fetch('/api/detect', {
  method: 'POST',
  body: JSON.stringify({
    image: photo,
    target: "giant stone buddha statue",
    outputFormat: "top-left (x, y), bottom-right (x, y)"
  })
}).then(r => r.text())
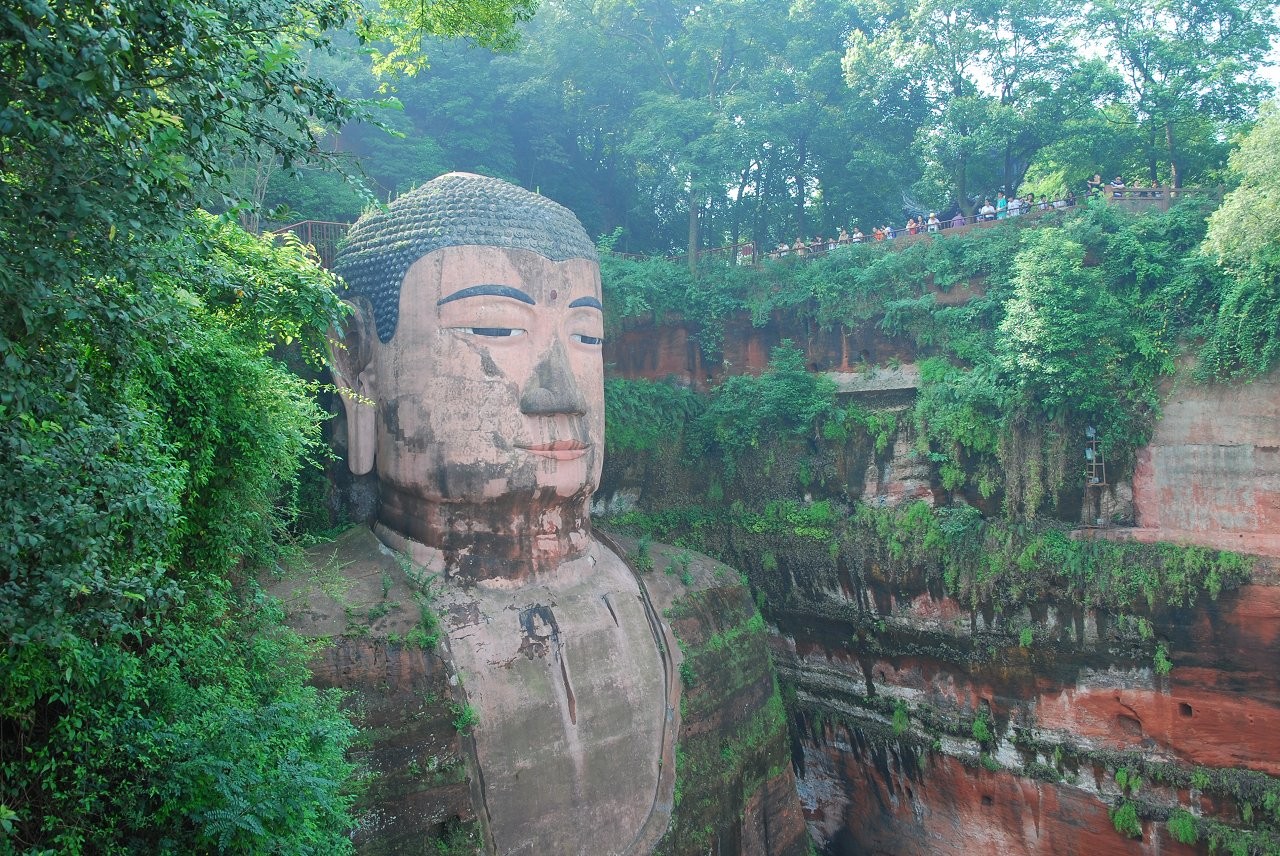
top-left (330, 173), bottom-right (672, 855)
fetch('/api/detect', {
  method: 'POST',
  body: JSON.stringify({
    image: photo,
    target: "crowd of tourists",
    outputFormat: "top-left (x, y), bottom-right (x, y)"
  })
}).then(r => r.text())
top-left (760, 189), bottom-right (1081, 262)
top-left (672, 171), bottom-right (1184, 266)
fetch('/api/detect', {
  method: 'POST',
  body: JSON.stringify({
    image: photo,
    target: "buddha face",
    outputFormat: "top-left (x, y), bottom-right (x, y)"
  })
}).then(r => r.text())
top-left (375, 244), bottom-right (604, 501)
top-left (335, 244), bottom-right (605, 572)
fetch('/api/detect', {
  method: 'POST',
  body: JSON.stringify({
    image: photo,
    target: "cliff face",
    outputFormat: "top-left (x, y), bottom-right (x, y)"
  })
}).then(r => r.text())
top-left (600, 317), bottom-right (1280, 855)
top-left (1124, 369), bottom-right (1280, 559)
top-left (778, 578), bottom-right (1280, 855)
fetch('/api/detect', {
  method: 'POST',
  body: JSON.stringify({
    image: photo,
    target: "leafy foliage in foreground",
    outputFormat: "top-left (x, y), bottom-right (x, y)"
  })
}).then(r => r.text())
top-left (0, 216), bottom-right (358, 853)
top-left (1, 0), bottom-right (377, 845)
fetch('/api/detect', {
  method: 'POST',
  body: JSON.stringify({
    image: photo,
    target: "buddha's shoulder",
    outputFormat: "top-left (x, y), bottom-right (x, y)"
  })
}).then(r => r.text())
top-left (266, 524), bottom-right (427, 639)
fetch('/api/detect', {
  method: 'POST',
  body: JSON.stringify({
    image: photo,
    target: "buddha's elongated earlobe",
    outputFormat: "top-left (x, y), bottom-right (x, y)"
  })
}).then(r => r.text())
top-left (329, 298), bottom-right (378, 476)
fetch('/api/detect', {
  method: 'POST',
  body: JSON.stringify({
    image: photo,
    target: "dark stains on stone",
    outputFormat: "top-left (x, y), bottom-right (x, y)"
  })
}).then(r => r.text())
top-left (448, 601), bottom-right (482, 628)
top-left (517, 604), bottom-right (558, 659)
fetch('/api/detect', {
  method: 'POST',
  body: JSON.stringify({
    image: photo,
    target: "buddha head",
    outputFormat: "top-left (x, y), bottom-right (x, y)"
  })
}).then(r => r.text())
top-left (331, 173), bottom-right (603, 581)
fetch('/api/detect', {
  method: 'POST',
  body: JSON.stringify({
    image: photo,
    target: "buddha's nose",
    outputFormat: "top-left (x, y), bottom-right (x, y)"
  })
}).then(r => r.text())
top-left (520, 339), bottom-right (587, 415)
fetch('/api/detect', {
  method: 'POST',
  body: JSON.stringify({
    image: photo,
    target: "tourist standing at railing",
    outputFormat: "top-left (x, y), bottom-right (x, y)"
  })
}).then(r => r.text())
top-left (884, 224), bottom-right (895, 240)
top-left (838, 227), bottom-right (850, 245)
top-left (1008, 195), bottom-right (1023, 217)
top-left (950, 211), bottom-right (965, 228)
top-left (1087, 173), bottom-right (1104, 196)
top-left (980, 199), bottom-right (996, 221)
top-left (1109, 175), bottom-right (1125, 198)
top-left (996, 191), bottom-right (1008, 220)
top-left (851, 226), bottom-right (865, 243)
top-left (793, 237), bottom-right (806, 256)
top-left (927, 212), bottom-right (940, 233)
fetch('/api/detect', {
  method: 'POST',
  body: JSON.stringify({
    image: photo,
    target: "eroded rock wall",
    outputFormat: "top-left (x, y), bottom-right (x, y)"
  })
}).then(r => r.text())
top-left (1124, 369), bottom-right (1280, 558)
top-left (602, 317), bottom-right (1280, 855)
top-left (775, 574), bottom-right (1280, 855)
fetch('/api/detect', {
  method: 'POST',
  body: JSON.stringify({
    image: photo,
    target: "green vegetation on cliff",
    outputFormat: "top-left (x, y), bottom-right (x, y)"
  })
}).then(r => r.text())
top-left (599, 194), bottom-right (1271, 673)
top-left (604, 186), bottom-right (1280, 519)
top-left (659, 585), bottom-right (791, 855)
top-left (599, 143), bottom-right (1280, 852)
top-left (610, 501), bottom-right (1250, 626)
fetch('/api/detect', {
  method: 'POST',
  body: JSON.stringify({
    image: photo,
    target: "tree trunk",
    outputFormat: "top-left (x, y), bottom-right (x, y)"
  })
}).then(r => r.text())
top-left (731, 164), bottom-right (750, 248)
top-left (1003, 145), bottom-right (1014, 200)
top-left (753, 154), bottom-right (768, 249)
top-left (687, 181), bottom-right (700, 274)
top-left (1165, 121), bottom-right (1181, 188)
top-left (794, 140), bottom-right (808, 239)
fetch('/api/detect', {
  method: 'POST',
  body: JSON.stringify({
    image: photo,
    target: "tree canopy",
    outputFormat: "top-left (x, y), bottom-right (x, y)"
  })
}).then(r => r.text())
top-left (265, 0), bottom-right (1278, 255)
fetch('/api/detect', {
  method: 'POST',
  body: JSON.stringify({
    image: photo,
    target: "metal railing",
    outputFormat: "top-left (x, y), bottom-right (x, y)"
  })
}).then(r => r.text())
top-left (632, 186), bottom-right (1217, 268)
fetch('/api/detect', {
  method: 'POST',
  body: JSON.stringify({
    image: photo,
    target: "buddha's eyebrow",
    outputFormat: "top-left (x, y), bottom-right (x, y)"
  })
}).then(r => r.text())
top-left (568, 296), bottom-right (603, 310)
top-left (437, 284), bottom-right (535, 306)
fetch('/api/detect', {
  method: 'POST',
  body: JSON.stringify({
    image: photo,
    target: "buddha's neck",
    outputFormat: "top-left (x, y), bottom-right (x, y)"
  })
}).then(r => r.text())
top-left (376, 487), bottom-right (592, 582)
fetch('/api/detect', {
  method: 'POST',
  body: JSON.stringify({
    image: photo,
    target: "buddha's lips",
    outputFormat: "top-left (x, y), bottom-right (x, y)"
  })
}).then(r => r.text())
top-left (518, 440), bottom-right (589, 460)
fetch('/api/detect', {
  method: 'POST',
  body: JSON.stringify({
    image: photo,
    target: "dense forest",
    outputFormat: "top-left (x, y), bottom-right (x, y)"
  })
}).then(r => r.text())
top-left (2, 0), bottom-right (1279, 850)
top-left (264, 0), bottom-right (1279, 255)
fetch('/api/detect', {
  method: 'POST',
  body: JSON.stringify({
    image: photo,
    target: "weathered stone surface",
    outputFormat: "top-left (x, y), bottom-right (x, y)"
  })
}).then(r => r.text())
top-left (1124, 367), bottom-right (1280, 558)
top-left (773, 572), bottom-right (1280, 853)
top-left (605, 316), bottom-right (925, 391)
top-left (862, 420), bottom-right (936, 509)
top-left (796, 722), bottom-right (1201, 856)
top-left (272, 527), bottom-right (476, 854)
top-left (434, 539), bottom-right (672, 856)
top-left (603, 533), bottom-right (811, 856)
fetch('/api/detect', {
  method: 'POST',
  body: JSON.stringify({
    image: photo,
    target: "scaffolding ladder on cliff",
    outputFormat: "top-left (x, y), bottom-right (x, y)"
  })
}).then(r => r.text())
top-left (1084, 426), bottom-right (1107, 527)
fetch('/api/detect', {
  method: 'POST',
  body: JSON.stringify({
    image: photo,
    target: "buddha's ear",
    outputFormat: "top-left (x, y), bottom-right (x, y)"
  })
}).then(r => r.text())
top-left (329, 298), bottom-right (378, 476)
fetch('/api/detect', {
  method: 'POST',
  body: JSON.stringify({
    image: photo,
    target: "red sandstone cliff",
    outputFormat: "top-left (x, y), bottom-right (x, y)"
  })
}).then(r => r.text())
top-left (602, 315), bottom-right (1280, 854)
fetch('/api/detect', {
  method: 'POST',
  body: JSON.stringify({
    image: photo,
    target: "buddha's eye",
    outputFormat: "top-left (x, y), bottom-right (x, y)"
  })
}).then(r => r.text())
top-left (571, 333), bottom-right (604, 346)
top-left (464, 327), bottom-right (526, 338)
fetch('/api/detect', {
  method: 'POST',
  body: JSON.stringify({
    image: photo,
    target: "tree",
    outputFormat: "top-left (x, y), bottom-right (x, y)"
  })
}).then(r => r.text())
top-left (0, 212), bottom-right (359, 852)
top-left (362, 0), bottom-right (537, 77)
top-left (844, 0), bottom-right (1081, 212)
top-left (1087, 0), bottom-right (1280, 187)
top-left (1199, 103), bottom-right (1280, 375)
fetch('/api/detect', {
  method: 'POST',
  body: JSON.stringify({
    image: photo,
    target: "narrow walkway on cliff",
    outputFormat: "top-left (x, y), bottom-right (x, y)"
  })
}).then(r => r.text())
top-left (273, 184), bottom-right (1217, 272)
